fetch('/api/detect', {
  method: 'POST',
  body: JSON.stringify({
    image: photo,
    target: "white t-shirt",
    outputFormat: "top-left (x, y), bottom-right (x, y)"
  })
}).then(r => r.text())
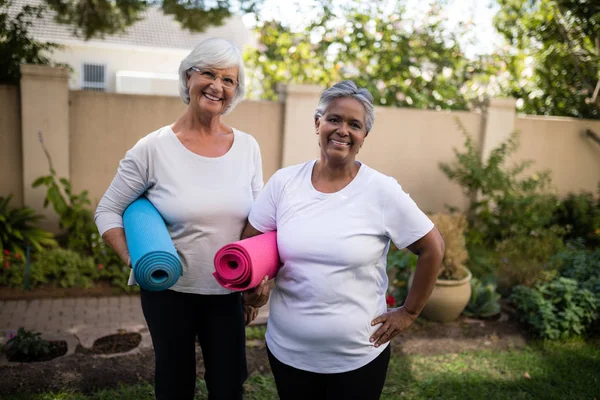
top-left (249, 160), bottom-right (433, 373)
top-left (94, 125), bottom-right (263, 295)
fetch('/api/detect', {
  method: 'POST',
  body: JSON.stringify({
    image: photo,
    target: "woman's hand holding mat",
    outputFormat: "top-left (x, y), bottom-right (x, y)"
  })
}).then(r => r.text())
top-left (213, 231), bottom-right (280, 291)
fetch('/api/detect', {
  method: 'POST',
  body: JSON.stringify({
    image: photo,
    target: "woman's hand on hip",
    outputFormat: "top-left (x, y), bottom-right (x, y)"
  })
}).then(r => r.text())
top-left (243, 276), bottom-right (270, 308)
top-left (370, 306), bottom-right (418, 347)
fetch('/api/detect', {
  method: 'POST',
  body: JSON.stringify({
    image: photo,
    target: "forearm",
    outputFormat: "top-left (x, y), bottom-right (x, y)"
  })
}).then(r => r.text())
top-left (101, 228), bottom-right (131, 266)
top-left (403, 248), bottom-right (443, 316)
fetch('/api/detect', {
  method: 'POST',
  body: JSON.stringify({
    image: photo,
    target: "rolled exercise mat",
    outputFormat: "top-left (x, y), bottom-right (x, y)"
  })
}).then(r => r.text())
top-left (213, 231), bottom-right (279, 291)
top-left (123, 197), bottom-right (182, 291)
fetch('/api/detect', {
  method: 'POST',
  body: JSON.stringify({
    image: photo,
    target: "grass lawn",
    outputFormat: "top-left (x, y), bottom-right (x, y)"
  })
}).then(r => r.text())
top-left (3, 339), bottom-right (598, 400)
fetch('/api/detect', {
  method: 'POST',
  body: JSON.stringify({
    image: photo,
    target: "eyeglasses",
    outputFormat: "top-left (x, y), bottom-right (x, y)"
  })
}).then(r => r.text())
top-left (189, 66), bottom-right (238, 89)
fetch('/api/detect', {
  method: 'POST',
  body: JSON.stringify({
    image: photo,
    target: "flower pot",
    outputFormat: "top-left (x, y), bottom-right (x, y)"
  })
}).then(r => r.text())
top-left (408, 265), bottom-right (472, 322)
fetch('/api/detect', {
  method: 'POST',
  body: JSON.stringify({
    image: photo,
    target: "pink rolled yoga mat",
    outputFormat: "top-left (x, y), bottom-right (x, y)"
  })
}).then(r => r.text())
top-left (213, 231), bottom-right (280, 291)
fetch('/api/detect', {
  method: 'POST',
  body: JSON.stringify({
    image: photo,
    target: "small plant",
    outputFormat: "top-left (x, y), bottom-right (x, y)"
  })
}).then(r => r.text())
top-left (0, 195), bottom-right (57, 257)
top-left (2, 327), bottom-right (49, 362)
top-left (429, 213), bottom-right (469, 280)
top-left (510, 277), bottom-right (598, 340)
top-left (32, 131), bottom-right (97, 254)
top-left (463, 277), bottom-right (501, 319)
top-left (0, 250), bottom-right (26, 287)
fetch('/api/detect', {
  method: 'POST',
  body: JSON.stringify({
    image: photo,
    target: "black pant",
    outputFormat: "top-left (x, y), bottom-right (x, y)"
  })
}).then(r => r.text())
top-left (141, 289), bottom-right (247, 400)
top-left (267, 344), bottom-right (390, 400)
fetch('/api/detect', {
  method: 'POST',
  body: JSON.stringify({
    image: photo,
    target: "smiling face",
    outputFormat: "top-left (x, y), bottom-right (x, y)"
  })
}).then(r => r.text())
top-left (186, 66), bottom-right (239, 116)
top-left (315, 97), bottom-right (368, 165)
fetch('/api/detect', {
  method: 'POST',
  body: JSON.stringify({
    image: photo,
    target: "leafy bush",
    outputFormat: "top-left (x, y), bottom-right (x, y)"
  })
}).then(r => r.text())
top-left (553, 242), bottom-right (600, 298)
top-left (0, 250), bottom-right (26, 287)
top-left (553, 191), bottom-right (600, 248)
top-left (386, 246), bottom-right (417, 305)
top-left (429, 213), bottom-right (469, 280)
top-left (510, 277), bottom-right (598, 339)
top-left (0, 195), bottom-right (57, 256)
top-left (32, 248), bottom-right (99, 288)
top-left (492, 228), bottom-right (564, 290)
top-left (463, 277), bottom-right (501, 319)
top-left (2, 328), bottom-right (49, 362)
top-left (439, 120), bottom-right (564, 286)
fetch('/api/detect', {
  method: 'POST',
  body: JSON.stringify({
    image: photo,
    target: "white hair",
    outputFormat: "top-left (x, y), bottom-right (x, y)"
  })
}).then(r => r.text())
top-left (314, 80), bottom-right (375, 133)
top-left (178, 37), bottom-right (246, 114)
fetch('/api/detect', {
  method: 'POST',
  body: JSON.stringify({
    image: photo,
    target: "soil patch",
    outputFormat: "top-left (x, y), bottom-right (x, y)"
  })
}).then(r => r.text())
top-left (0, 316), bottom-right (527, 396)
top-left (76, 332), bottom-right (142, 355)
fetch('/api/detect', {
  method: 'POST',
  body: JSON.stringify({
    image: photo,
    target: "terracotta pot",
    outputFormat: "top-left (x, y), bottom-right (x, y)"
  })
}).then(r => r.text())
top-left (408, 265), bottom-right (472, 322)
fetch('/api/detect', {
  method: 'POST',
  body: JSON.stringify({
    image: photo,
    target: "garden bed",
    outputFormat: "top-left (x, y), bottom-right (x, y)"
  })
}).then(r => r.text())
top-left (0, 282), bottom-right (137, 301)
top-left (0, 316), bottom-right (526, 395)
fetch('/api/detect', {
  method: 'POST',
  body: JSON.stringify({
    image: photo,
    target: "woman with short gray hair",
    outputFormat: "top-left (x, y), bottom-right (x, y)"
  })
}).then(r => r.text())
top-left (95, 37), bottom-right (269, 400)
top-left (242, 80), bottom-right (445, 399)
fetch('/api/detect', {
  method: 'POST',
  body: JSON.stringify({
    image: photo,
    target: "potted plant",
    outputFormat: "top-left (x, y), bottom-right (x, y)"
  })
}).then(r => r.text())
top-left (409, 213), bottom-right (472, 322)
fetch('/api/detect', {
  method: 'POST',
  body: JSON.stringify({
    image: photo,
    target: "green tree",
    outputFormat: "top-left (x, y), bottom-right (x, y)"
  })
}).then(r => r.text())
top-left (0, 0), bottom-right (60, 84)
top-left (43, 0), bottom-right (262, 40)
top-left (244, 1), bottom-right (497, 110)
top-left (494, 0), bottom-right (600, 119)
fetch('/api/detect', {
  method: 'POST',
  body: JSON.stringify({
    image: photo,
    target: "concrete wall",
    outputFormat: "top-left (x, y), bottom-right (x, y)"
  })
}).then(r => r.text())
top-left (69, 92), bottom-right (283, 206)
top-left (514, 115), bottom-right (600, 196)
top-left (0, 85), bottom-right (22, 206)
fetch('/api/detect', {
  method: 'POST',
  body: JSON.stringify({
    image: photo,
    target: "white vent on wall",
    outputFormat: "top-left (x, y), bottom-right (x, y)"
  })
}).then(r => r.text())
top-left (81, 63), bottom-right (106, 91)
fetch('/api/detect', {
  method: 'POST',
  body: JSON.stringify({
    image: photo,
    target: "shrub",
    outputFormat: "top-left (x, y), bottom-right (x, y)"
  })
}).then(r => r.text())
top-left (429, 213), bottom-right (469, 280)
top-left (0, 195), bottom-right (57, 257)
top-left (492, 227), bottom-right (564, 290)
top-left (463, 277), bottom-right (501, 319)
top-left (0, 250), bottom-right (26, 287)
top-left (553, 191), bottom-right (600, 248)
top-left (33, 248), bottom-right (99, 288)
top-left (510, 277), bottom-right (598, 339)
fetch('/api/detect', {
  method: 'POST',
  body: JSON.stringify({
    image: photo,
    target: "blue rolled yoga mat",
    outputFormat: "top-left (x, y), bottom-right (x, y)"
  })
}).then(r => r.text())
top-left (123, 197), bottom-right (182, 291)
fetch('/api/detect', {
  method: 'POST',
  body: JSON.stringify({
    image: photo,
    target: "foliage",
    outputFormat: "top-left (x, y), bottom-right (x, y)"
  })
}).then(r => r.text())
top-left (511, 277), bottom-right (598, 339)
top-left (0, 195), bottom-right (57, 257)
top-left (553, 190), bottom-right (600, 248)
top-left (32, 248), bottom-right (99, 288)
top-left (492, 228), bottom-right (564, 290)
top-left (553, 242), bottom-right (600, 295)
top-left (41, 0), bottom-right (262, 40)
top-left (245, 325), bottom-right (266, 341)
top-left (2, 327), bottom-right (49, 361)
top-left (0, 0), bottom-right (61, 84)
top-left (440, 120), bottom-right (564, 282)
top-left (0, 249), bottom-right (26, 287)
top-left (244, 1), bottom-right (496, 110)
top-left (428, 213), bottom-right (469, 280)
top-left (463, 277), bottom-right (501, 319)
top-left (32, 134), bottom-right (99, 255)
top-left (386, 246), bottom-right (417, 305)
top-left (494, 0), bottom-right (600, 119)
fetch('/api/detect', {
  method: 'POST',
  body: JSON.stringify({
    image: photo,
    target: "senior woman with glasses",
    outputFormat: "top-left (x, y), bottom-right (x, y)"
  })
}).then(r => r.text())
top-left (242, 80), bottom-right (445, 400)
top-left (94, 38), bottom-right (269, 400)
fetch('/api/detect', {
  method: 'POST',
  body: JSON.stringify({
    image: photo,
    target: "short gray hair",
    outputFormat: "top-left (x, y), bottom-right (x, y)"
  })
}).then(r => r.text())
top-left (178, 37), bottom-right (246, 114)
top-left (314, 80), bottom-right (375, 133)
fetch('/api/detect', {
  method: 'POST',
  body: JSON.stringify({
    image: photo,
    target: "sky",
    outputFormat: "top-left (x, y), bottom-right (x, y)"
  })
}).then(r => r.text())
top-left (243, 0), bottom-right (502, 57)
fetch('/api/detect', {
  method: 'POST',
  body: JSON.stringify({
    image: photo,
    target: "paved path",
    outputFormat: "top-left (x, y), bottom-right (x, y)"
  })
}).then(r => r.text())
top-left (0, 295), bottom-right (269, 362)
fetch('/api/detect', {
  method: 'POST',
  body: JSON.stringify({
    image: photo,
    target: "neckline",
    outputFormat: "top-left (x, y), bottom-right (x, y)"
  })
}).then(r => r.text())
top-left (168, 126), bottom-right (237, 162)
top-left (307, 159), bottom-right (365, 196)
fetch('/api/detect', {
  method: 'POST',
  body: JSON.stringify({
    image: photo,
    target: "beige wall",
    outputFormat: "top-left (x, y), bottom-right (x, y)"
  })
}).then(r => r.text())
top-left (20, 65), bottom-right (70, 231)
top-left (69, 92), bottom-right (283, 206)
top-left (361, 108), bottom-right (479, 213)
top-left (0, 85), bottom-right (22, 206)
top-left (514, 115), bottom-right (600, 196)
